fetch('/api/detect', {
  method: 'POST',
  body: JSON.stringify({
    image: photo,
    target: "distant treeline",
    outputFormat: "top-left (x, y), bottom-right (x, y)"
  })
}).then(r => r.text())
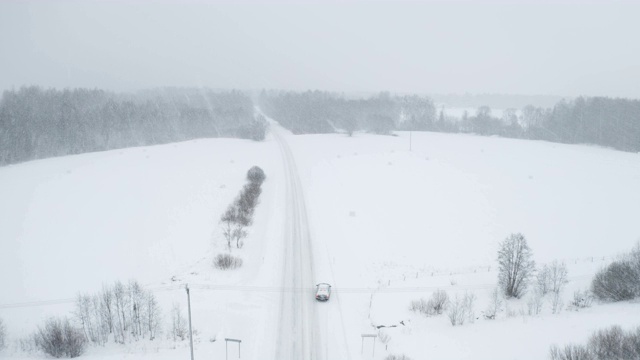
top-left (259, 90), bottom-right (439, 135)
top-left (0, 86), bottom-right (265, 165)
top-left (260, 90), bottom-right (640, 152)
top-left (2, 88), bottom-right (639, 166)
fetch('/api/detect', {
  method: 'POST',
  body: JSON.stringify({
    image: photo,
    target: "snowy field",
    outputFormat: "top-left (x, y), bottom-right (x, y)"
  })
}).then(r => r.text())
top-left (1, 128), bottom-right (640, 359)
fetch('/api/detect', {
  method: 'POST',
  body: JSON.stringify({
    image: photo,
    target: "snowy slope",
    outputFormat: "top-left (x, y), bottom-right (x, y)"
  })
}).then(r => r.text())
top-left (286, 131), bottom-right (640, 359)
top-left (0, 136), bottom-right (287, 360)
top-left (1, 128), bottom-right (640, 360)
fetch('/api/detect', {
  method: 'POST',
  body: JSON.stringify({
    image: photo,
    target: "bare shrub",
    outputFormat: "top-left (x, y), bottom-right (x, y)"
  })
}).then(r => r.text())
top-left (34, 317), bottom-right (86, 358)
top-left (589, 326), bottom-right (626, 359)
top-left (170, 303), bottom-right (188, 342)
top-left (0, 317), bottom-right (6, 350)
top-left (549, 325), bottom-right (640, 360)
top-left (463, 292), bottom-right (477, 323)
top-left (214, 253), bottom-right (243, 270)
top-left (484, 287), bottom-right (503, 320)
top-left (409, 290), bottom-right (449, 317)
top-left (409, 298), bottom-right (429, 315)
top-left (498, 233), bottom-right (535, 298)
top-left (569, 289), bottom-right (593, 310)
top-left (385, 355), bottom-right (412, 360)
top-left (447, 295), bottom-right (465, 326)
top-left (429, 290), bottom-right (449, 315)
top-left (539, 261), bottom-right (569, 296)
top-left (18, 334), bottom-right (39, 353)
top-left (247, 166), bottom-right (266, 185)
top-left (447, 292), bottom-right (476, 326)
top-left (591, 260), bottom-right (638, 302)
top-left (549, 344), bottom-right (593, 360)
top-left (527, 289), bottom-right (544, 316)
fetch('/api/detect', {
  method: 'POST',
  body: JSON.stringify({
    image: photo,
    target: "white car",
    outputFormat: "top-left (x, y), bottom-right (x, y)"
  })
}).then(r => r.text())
top-left (315, 283), bottom-right (331, 301)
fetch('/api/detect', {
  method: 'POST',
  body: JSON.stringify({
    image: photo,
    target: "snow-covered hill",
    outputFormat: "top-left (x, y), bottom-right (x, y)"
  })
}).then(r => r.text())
top-left (1, 129), bottom-right (639, 359)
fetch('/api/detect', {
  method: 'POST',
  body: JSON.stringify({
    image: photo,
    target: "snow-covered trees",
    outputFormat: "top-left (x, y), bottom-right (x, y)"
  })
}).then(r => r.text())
top-left (259, 90), bottom-right (437, 135)
top-left (216, 167), bottom-right (266, 268)
top-left (0, 86), bottom-right (257, 165)
top-left (237, 115), bottom-right (268, 141)
top-left (538, 261), bottom-right (569, 296)
top-left (219, 167), bottom-right (266, 251)
top-left (74, 280), bottom-right (161, 346)
top-left (497, 233), bottom-right (535, 299)
top-left (247, 166), bottom-right (266, 185)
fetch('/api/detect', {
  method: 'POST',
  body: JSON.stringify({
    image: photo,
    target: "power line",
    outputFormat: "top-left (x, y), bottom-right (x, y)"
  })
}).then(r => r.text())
top-left (0, 297), bottom-right (76, 309)
top-left (0, 271), bottom-right (594, 309)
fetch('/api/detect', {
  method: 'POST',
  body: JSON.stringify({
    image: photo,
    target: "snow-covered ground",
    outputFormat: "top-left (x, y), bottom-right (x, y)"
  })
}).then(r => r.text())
top-left (1, 128), bottom-right (639, 359)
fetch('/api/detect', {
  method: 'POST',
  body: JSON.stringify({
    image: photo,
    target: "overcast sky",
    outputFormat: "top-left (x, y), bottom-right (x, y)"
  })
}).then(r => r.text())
top-left (1, 1), bottom-right (639, 98)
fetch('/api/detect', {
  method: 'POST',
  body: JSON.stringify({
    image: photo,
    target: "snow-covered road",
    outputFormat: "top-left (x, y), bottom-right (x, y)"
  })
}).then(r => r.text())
top-left (271, 124), bottom-right (352, 360)
top-left (272, 125), bottom-right (322, 359)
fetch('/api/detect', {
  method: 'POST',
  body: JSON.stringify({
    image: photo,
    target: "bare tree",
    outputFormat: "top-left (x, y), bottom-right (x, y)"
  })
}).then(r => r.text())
top-left (128, 280), bottom-right (145, 340)
top-left (220, 205), bottom-right (237, 251)
top-left (99, 285), bottom-right (114, 336)
top-left (551, 262), bottom-right (569, 294)
top-left (498, 233), bottom-right (536, 298)
top-left (170, 303), bottom-right (187, 342)
top-left (232, 207), bottom-right (252, 249)
top-left (145, 292), bottom-right (162, 340)
top-left (74, 294), bottom-right (96, 344)
top-left (537, 265), bottom-right (551, 295)
top-left (112, 281), bottom-right (129, 344)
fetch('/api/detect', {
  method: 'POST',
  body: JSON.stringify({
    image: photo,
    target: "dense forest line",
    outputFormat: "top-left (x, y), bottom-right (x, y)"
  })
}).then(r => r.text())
top-left (1, 87), bottom-right (639, 166)
top-left (259, 90), bottom-right (640, 153)
top-left (258, 90), bottom-right (439, 135)
top-left (0, 86), bottom-right (265, 165)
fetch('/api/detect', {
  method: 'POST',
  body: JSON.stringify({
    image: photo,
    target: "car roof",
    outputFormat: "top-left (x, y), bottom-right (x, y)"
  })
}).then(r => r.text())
top-left (316, 282), bottom-right (331, 287)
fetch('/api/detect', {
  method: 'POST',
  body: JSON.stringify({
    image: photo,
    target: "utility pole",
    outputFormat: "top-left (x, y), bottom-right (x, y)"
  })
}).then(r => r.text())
top-left (225, 338), bottom-right (242, 359)
top-left (361, 334), bottom-right (377, 356)
top-left (186, 284), bottom-right (195, 360)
